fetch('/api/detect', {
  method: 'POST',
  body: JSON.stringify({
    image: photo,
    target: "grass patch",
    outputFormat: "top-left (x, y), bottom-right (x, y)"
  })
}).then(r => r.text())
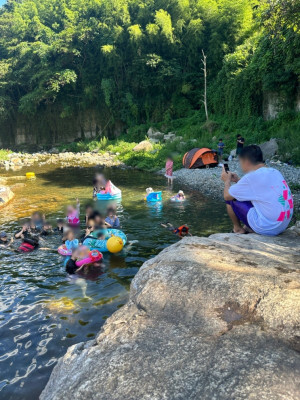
top-left (57, 110), bottom-right (300, 171)
top-left (0, 149), bottom-right (11, 161)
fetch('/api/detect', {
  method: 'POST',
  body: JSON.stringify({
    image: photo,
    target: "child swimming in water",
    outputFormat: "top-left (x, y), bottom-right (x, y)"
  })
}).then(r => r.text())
top-left (40, 221), bottom-right (53, 236)
top-left (85, 204), bottom-right (94, 226)
top-left (64, 230), bottom-right (79, 251)
top-left (54, 219), bottom-right (64, 233)
top-left (174, 190), bottom-right (185, 200)
top-left (161, 222), bottom-right (192, 238)
top-left (66, 199), bottom-right (80, 227)
top-left (0, 232), bottom-right (13, 247)
top-left (105, 206), bottom-right (120, 229)
top-left (65, 248), bottom-right (81, 275)
top-left (31, 212), bottom-right (45, 231)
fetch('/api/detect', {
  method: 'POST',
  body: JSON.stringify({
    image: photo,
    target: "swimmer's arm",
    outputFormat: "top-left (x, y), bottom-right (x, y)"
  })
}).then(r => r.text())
top-left (40, 247), bottom-right (56, 251)
top-left (15, 230), bottom-right (24, 239)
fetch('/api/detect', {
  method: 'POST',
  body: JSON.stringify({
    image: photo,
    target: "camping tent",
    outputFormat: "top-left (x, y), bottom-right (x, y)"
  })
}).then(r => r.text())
top-left (183, 148), bottom-right (218, 169)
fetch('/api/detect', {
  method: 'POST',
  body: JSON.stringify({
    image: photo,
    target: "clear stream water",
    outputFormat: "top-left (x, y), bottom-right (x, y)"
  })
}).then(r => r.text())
top-left (0, 165), bottom-right (231, 399)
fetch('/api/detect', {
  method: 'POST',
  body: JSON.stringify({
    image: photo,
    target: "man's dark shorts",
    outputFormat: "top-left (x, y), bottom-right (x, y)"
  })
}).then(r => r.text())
top-left (226, 200), bottom-right (253, 228)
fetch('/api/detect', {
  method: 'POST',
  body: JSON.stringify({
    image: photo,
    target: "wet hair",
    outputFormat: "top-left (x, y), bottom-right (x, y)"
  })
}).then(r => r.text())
top-left (91, 210), bottom-right (103, 219)
top-left (219, 138), bottom-right (223, 141)
top-left (237, 134), bottom-right (242, 138)
top-left (57, 218), bottom-right (64, 224)
top-left (239, 145), bottom-right (264, 164)
top-left (167, 155), bottom-right (173, 161)
top-left (181, 227), bottom-right (188, 233)
top-left (107, 206), bottom-right (116, 214)
top-left (85, 204), bottom-right (93, 211)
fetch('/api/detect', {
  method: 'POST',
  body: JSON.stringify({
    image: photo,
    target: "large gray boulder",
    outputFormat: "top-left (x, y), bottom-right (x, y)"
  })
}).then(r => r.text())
top-left (132, 140), bottom-right (154, 152)
top-left (259, 138), bottom-right (279, 160)
top-left (0, 185), bottom-right (14, 207)
top-left (41, 232), bottom-right (300, 400)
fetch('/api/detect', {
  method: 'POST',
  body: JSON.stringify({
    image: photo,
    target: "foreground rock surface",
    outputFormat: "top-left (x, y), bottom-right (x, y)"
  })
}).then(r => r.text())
top-left (41, 232), bottom-right (300, 400)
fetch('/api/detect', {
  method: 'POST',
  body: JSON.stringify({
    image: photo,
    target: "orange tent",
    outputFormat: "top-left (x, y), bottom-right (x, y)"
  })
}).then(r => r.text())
top-left (183, 148), bottom-right (218, 169)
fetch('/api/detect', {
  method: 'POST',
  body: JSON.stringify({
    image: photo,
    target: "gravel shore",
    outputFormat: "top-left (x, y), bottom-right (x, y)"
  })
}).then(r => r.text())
top-left (171, 160), bottom-right (300, 213)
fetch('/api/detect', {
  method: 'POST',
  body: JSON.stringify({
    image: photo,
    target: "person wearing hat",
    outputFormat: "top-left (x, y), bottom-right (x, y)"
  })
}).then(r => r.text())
top-left (0, 232), bottom-right (13, 247)
top-left (176, 190), bottom-right (185, 200)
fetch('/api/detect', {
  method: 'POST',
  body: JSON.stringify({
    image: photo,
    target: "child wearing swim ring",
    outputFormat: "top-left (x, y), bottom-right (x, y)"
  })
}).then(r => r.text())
top-left (67, 199), bottom-right (80, 227)
top-left (64, 230), bottom-right (79, 251)
top-left (175, 190), bottom-right (185, 201)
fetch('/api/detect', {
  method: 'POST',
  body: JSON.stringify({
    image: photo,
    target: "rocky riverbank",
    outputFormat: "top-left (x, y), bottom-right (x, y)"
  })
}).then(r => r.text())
top-left (170, 160), bottom-right (300, 213)
top-left (41, 230), bottom-right (300, 400)
top-left (0, 151), bottom-right (125, 171)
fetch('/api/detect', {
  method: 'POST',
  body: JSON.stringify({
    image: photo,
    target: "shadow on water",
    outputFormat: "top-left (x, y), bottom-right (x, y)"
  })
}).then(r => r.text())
top-left (0, 164), bottom-right (231, 399)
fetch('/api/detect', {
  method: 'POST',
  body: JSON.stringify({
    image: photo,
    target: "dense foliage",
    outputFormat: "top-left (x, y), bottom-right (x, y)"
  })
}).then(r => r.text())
top-left (0, 0), bottom-right (298, 131)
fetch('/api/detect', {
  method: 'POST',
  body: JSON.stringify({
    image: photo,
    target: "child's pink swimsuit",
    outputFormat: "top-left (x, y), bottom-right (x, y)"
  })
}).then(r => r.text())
top-left (67, 211), bottom-right (80, 226)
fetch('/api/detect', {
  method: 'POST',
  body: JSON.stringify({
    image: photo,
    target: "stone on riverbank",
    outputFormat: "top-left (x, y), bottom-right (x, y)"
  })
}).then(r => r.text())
top-left (0, 151), bottom-right (124, 170)
top-left (132, 140), bottom-right (153, 152)
top-left (0, 186), bottom-right (14, 207)
top-left (259, 138), bottom-right (278, 159)
top-left (41, 231), bottom-right (300, 400)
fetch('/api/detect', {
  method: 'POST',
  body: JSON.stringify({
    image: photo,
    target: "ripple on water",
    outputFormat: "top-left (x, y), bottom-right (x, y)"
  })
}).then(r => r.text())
top-left (0, 166), bottom-right (231, 399)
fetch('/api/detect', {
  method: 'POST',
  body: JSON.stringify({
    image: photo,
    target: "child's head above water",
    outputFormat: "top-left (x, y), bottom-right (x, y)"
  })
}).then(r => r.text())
top-left (85, 204), bottom-right (94, 216)
top-left (178, 190), bottom-right (185, 197)
top-left (31, 212), bottom-right (43, 222)
top-left (43, 221), bottom-right (52, 230)
top-left (91, 211), bottom-right (104, 227)
top-left (0, 232), bottom-right (8, 243)
top-left (86, 217), bottom-right (95, 229)
top-left (146, 187), bottom-right (153, 195)
top-left (66, 230), bottom-right (75, 241)
top-left (67, 205), bottom-right (76, 215)
top-left (56, 218), bottom-right (64, 228)
top-left (107, 206), bottom-right (116, 217)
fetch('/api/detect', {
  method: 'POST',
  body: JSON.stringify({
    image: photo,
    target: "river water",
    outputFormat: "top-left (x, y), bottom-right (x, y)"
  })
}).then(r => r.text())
top-left (0, 165), bottom-right (231, 399)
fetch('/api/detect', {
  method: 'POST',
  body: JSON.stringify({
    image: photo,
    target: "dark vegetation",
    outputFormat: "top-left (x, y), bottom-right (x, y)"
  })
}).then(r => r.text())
top-left (0, 0), bottom-right (299, 164)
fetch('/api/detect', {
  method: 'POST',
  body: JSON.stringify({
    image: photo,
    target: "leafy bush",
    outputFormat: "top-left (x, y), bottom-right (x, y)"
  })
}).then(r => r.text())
top-left (0, 149), bottom-right (11, 161)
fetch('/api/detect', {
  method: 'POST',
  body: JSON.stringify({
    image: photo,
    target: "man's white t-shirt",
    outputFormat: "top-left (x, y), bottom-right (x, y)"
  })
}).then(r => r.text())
top-left (229, 167), bottom-right (293, 236)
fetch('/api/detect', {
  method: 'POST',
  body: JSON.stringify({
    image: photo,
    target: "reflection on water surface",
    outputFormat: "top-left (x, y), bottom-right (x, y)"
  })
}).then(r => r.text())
top-left (0, 165), bottom-right (230, 399)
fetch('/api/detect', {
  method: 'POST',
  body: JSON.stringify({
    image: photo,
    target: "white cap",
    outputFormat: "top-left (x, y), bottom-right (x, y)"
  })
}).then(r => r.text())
top-left (178, 190), bottom-right (184, 195)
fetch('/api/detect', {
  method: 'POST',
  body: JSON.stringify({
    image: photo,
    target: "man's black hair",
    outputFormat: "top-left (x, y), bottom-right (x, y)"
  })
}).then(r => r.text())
top-left (219, 138), bottom-right (223, 141)
top-left (237, 134), bottom-right (242, 138)
top-left (239, 145), bottom-right (264, 164)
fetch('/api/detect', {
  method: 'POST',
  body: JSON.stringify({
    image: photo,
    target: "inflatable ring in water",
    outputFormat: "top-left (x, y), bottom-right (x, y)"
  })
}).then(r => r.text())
top-left (75, 249), bottom-right (103, 267)
top-left (96, 192), bottom-right (122, 201)
top-left (83, 228), bottom-right (127, 252)
top-left (146, 191), bottom-right (162, 202)
top-left (171, 196), bottom-right (185, 202)
top-left (58, 245), bottom-right (72, 256)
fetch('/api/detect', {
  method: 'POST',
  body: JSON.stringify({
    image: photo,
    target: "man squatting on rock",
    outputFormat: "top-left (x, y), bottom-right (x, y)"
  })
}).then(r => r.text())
top-left (222, 145), bottom-right (293, 235)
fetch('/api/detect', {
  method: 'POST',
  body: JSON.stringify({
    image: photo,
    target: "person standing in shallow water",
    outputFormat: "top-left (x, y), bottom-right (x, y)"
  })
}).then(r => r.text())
top-left (165, 156), bottom-right (174, 185)
top-left (221, 145), bottom-right (293, 235)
